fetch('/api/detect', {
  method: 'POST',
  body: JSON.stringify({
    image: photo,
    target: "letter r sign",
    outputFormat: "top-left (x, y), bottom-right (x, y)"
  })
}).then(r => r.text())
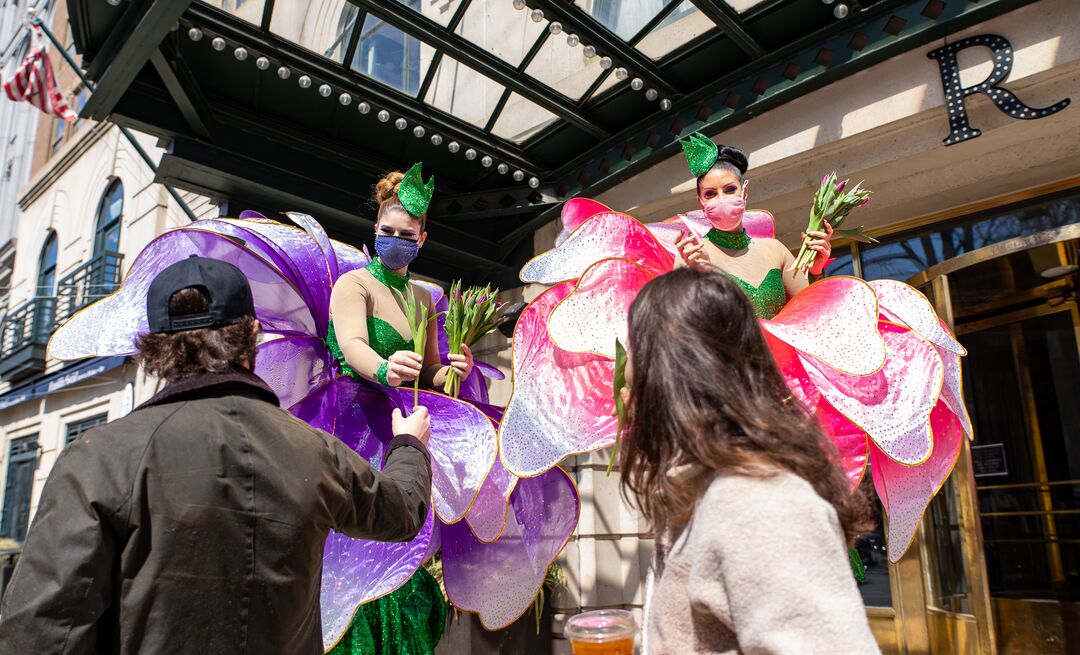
top-left (928, 34), bottom-right (1070, 146)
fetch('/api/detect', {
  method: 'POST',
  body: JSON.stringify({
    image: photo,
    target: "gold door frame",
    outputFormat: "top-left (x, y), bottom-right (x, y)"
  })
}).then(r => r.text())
top-left (872, 223), bottom-right (1080, 655)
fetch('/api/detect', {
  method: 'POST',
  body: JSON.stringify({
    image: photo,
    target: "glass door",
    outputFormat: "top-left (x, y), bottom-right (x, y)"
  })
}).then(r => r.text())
top-left (922, 238), bottom-right (1080, 654)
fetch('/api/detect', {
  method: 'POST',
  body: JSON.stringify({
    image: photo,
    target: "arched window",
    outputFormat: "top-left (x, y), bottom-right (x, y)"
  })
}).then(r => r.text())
top-left (37, 231), bottom-right (58, 298)
top-left (94, 179), bottom-right (123, 256)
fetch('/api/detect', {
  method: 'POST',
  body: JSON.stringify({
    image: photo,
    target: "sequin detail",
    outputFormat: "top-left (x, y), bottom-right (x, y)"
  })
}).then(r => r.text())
top-left (365, 258), bottom-right (410, 293)
top-left (680, 132), bottom-right (719, 177)
top-left (704, 227), bottom-right (751, 250)
top-left (326, 318), bottom-right (413, 384)
top-left (397, 162), bottom-right (435, 218)
top-left (327, 565), bottom-right (446, 655)
top-left (728, 268), bottom-right (786, 319)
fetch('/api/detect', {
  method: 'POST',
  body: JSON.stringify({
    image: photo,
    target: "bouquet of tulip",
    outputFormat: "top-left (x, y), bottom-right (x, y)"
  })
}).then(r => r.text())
top-left (393, 287), bottom-right (439, 408)
top-left (442, 281), bottom-right (512, 397)
top-left (789, 172), bottom-right (876, 276)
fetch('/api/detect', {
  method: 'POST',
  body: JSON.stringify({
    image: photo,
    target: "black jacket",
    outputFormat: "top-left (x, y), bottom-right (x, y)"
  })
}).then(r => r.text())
top-left (0, 370), bottom-right (431, 654)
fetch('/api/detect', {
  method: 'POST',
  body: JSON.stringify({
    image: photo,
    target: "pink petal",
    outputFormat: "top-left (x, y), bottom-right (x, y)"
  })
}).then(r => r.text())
top-left (872, 400), bottom-right (963, 562)
top-left (500, 282), bottom-right (618, 477)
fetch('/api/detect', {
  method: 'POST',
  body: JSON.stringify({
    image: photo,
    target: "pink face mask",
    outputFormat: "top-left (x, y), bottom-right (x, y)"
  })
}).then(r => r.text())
top-left (699, 194), bottom-right (746, 231)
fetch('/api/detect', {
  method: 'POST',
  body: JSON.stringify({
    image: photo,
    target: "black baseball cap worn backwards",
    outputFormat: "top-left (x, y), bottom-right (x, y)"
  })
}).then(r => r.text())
top-left (146, 256), bottom-right (256, 334)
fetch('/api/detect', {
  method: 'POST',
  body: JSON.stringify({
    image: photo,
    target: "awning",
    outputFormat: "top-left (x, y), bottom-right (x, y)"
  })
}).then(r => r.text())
top-left (62, 0), bottom-right (1032, 285)
top-left (0, 356), bottom-right (128, 411)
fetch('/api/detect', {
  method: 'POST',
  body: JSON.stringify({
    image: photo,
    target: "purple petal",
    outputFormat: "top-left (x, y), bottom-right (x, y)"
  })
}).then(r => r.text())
top-left (390, 389), bottom-right (497, 524)
top-left (255, 335), bottom-right (333, 408)
top-left (50, 229), bottom-right (316, 360)
top-left (320, 508), bottom-right (435, 650)
top-left (474, 360), bottom-right (506, 382)
top-left (464, 456), bottom-right (517, 543)
top-left (442, 467), bottom-right (579, 630)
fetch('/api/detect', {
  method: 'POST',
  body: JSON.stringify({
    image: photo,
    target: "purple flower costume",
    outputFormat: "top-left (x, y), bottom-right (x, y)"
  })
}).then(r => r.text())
top-left (48, 213), bottom-right (580, 651)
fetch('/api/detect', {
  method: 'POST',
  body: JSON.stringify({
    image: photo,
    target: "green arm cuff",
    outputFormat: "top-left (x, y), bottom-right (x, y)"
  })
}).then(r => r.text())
top-left (376, 361), bottom-right (391, 387)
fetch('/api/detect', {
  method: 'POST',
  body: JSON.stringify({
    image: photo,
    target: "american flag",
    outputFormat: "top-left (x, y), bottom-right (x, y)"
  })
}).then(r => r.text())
top-left (3, 28), bottom-right (77, 122)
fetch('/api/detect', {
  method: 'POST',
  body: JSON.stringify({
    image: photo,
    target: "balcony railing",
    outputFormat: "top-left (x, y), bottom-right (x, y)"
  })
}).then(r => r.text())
top-left (54, 251), bottom-right (123, 327)
top-left (0, 297), bottom-right (56, 382)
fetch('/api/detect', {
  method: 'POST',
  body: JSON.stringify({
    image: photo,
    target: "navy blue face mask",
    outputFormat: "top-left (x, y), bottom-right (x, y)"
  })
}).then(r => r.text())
top-left (374, 234), bottom-right (420, 270)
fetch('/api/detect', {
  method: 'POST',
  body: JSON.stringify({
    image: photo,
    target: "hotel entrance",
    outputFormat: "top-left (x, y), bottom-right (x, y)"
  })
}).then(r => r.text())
top-left (853, 189), bottom-right (1080, 654)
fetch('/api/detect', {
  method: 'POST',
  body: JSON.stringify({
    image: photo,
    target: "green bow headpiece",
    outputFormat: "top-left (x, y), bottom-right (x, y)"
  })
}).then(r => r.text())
top-left (680, 132), bottom-right (719, 177)
top-left (397, 162), bottom-right (435, 217)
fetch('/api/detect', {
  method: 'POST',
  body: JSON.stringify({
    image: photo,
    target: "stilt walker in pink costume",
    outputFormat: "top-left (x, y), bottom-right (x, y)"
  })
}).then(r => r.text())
top-left (48, 163), bottom-right (579, 653)
top-left (500, 134), bottom-right (972, 563)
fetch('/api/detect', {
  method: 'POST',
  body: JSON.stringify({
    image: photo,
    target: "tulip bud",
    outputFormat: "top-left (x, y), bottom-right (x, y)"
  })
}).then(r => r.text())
top-left (836, 179), bottom-right (847, 193)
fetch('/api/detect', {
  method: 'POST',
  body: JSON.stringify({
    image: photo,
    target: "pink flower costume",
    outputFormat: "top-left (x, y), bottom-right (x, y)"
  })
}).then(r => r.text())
top-left (500, 198), bottom-right (971, 561)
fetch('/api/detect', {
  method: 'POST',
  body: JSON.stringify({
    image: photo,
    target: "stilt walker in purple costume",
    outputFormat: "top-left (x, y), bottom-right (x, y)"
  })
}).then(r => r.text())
top-left (49, 162), bottom-right (579, 654)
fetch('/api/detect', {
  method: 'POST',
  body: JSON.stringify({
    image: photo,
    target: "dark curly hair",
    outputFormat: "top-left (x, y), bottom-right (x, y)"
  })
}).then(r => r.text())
top-left (619, 268), bottom-right (870, 544)
top-left (136, 287), bottom-right (258, 382)
top-left (695, 144), bottom-right (749, 193)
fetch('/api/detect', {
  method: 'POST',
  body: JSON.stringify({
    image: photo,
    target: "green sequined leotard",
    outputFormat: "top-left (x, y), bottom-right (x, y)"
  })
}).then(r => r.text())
top-left (730, 268), bottom-right (786, 319)
top-left (703, 229), bottom-right (787, 319)
top-left (326, 258), bottom-right (447, 655)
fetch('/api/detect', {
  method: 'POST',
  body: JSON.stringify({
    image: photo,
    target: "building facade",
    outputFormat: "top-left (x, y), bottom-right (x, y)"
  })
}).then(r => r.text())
top-left (0, 2), bottom-right (214, 557)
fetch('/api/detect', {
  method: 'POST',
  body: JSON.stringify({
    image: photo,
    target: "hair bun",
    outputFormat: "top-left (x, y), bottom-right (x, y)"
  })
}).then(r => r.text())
top-left (374, 171), bottom-right (405, 204)
top-left (717, 145), bottom-right (748, 176)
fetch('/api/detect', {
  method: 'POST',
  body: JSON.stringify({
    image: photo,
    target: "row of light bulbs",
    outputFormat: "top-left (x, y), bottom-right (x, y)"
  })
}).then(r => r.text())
top-left (510, 0), bottom-right (673, 111)
top-left (186, 26), bottom-right (542, 189)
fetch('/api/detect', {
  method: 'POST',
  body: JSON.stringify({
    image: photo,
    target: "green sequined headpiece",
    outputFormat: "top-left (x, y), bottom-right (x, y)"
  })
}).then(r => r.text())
top-left (680, 132), bottom-right (719, 177)
top-left (397, 162), bottom-right (435, 217)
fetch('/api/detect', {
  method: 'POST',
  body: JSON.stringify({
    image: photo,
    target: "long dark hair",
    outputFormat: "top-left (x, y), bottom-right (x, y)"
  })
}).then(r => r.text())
top-left (619, 268), bottom-right (869, 543)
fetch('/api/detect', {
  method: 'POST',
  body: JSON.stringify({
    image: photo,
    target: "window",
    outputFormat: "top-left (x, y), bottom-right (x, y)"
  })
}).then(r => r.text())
top-left (37, 231), bottom-right (57, 298)
top-left (1, 437), bottom-right (38, 542)
top-left (94, 179), bottom-right (123, 256)
top-left (65, 414), bottom-right (108, 446)
top-left (49, 118), bottom-right (65, 155)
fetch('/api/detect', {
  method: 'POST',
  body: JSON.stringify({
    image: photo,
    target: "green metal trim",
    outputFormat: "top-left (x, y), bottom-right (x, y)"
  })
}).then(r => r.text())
top-left (81, 0), bottom-right (193, 120)
top-left (185, 4), bottom-right (538, 175)
top-left (688, 1), bottom-right (765, 58)
top-left (502, 0), bottom-right (1040, 253)
top-left (347, 0), bottom-right (609, 139)
top-left (526, 0), bottom-right (677, 96)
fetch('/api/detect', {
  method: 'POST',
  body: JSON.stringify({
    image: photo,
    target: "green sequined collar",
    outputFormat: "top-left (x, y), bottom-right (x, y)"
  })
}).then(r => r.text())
top-left (705, 228), bottom-right (751, 250)
top-left (365, 258), bottom-right (409, 292)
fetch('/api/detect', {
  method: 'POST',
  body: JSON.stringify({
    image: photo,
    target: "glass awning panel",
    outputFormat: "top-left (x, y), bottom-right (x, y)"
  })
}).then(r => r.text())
top-left (635, 1), bottom-right (717, 60)
top-left (523, 31), bottom-right (607, 101)
top-left (424, 55), bottom-right (506, 128)
top-left (202, 0), bottom-right (264, 25)
top-left (351, 11), bottom-right (435, 97)
top-left (491, 93), bottom-right (560, 143)
top-left (392, 0), bottom-right (463, 28)
top-left (269, 1), bottom-right (359, 64)
top-left (455, 0), bottom-right (547, 68)
top-left (725, 0), bottom-right (772, 13)
top-left (573, 0), bottom-right (676, 41)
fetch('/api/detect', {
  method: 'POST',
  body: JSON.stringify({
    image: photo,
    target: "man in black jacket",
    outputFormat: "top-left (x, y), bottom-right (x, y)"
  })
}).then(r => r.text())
top-left (0, 256), bottom-right (433, 654)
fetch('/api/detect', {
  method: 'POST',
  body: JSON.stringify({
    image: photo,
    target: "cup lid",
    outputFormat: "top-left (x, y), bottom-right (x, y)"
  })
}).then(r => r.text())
top-left (564, 609), bottom-right (636, 642)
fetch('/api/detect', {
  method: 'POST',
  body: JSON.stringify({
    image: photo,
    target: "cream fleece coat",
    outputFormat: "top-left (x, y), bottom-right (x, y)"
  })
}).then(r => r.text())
top-left (643, 470), bottom-right (881, 654)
